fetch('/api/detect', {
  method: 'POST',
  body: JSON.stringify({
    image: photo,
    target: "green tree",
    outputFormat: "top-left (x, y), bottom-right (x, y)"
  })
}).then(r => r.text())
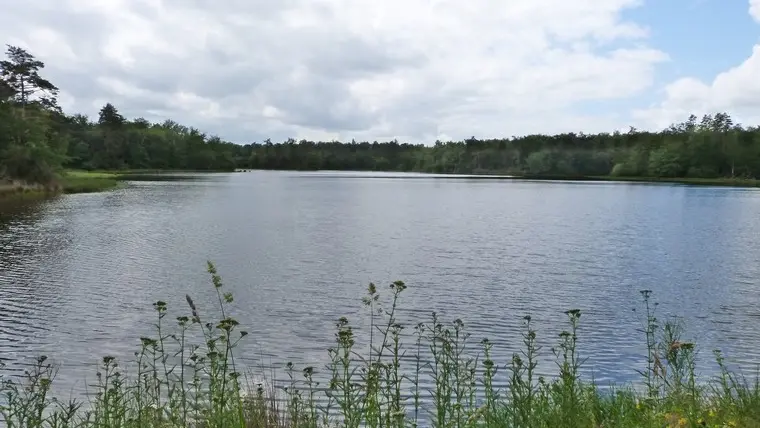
top-left (0, 46), bottom-right (66, 185)
top-left (98, 103), bottom-right (125, 129)
top-left (525, 150), bottom-right (555, 175)
top-left (0, 45), bottom-right (58, 109)
top-left (648, 142), bottom-right (687, 177)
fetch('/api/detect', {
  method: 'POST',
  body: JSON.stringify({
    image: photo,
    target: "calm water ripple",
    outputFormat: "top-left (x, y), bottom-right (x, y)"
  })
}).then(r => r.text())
top-left (1, 171), bottom-right (760, 400)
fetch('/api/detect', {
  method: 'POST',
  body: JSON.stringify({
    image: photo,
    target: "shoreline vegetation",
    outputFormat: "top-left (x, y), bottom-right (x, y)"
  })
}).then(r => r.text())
top-left (1, 263), bottom-right (759, 427)
top-left (60, 170), bottom-right (121, 194)
top-left (0, 171), bottom-right (122, 200)
top-left (4, 45), bottom-right (760, 201)
top-left (0, 170), bottom-right (215, 200)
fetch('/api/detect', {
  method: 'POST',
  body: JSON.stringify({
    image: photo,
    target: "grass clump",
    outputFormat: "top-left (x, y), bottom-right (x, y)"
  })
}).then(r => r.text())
top-left (60, 176), bottom-right (120, 194)
top-left (60, 171), bottom-right (121, 194)
top-left (2, 269), bottom-right (759, 427)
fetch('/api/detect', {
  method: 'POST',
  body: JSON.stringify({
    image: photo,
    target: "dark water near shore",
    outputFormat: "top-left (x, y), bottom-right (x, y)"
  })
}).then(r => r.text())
top-left (2, 171), bottom-right (760, 397)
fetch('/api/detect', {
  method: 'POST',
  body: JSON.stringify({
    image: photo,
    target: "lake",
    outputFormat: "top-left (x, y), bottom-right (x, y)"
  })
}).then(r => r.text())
top-left (2, 171), bottom-right (760, 398)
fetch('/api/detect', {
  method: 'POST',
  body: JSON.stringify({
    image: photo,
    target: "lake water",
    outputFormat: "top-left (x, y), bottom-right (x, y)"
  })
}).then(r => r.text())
top-left (2, 171), bottom-right (760, 398)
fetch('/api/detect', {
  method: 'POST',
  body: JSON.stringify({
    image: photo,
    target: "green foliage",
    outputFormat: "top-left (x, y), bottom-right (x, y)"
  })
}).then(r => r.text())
top-left (648, 142), bottom-right (687, 178)
top-left (2, 268), bottom-right (760, 427)
top-left (0, 104), bottom-right (67, 185)
top-left (0, 44), bottom-right (58, 108)
top-left (525, 150), bottom-right (556, 174)
top-left (0, 46), bottom-right (242, 188)
top-left (240, 122), bottom-right (760, 181)
top-left (98, 103), bottom-right (125, 129)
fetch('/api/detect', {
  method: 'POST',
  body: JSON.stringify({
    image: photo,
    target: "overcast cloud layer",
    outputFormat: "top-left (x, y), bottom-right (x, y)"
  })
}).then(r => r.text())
top-left (1, 0), bottom-right (759, 143)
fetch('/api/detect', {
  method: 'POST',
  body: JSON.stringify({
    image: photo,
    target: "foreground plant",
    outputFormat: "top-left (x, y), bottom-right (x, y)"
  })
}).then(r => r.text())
top-left (2, 266), bottom-right (760, 427)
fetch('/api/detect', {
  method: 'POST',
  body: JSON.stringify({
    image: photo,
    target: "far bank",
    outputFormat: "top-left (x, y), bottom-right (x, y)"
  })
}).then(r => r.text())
top-left (511, 174), bottom-right (760, 188)
top-left (4, 169), bottom-right (759, 203)
top-left (238, 168), bottom-right (760, 188)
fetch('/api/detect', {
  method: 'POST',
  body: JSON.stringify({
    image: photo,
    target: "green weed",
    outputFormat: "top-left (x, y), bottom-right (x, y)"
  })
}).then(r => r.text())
top-left (2, 266), bottom-right (759, 427)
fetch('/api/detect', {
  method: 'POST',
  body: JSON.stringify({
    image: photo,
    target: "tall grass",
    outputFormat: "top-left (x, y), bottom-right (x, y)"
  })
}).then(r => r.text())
top-left (59, 171), bottom-right (120, 194)
top-left (2, 265), bottom-right (759, 427)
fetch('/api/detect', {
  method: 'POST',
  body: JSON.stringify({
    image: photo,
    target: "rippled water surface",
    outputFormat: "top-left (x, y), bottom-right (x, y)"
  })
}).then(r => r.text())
top-left (2, 171), bottom-right (760, 396)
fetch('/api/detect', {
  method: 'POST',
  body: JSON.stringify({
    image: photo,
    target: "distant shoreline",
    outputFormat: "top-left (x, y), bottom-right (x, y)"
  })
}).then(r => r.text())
top-left (503, 174), bottom-right (760, 188)
top-left (238, 169), bottom-right (760, 188)
top-left (4, 170), bottom-right (758, 202)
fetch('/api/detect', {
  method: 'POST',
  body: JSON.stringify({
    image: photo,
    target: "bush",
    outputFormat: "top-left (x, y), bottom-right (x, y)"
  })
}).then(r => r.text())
top-left (610, 163), bottom-right (630, 177)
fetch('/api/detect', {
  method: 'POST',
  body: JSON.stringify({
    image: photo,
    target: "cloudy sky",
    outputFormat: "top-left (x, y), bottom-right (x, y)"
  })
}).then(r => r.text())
top-left (2, 0), bottom-right (759, 144)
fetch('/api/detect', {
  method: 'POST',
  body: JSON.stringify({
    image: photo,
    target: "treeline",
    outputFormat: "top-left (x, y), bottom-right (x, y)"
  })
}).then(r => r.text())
top-left (0, 45), bottom-right (246, 186)
top-left (3, 44), bottom-right (760, 187)
top-left (245, 114), bottom-right (760, 178)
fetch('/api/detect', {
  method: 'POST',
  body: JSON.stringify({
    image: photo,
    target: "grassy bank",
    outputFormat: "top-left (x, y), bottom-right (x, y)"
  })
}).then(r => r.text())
top-left (60, 170), bottom-right (122, 194)
top-left (63, 169), bottom-right (230, 187)
top-left (0, 171), bottom-right (121, 201)
top-left (1, 265), bottom-right (758, 427)
top-left (1, 169), bottom-right (199, 200)
top-left (1, 168), bottom-right (236, 201)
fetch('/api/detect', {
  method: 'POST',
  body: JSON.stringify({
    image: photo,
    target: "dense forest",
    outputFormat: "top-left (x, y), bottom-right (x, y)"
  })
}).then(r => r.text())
top-left (0, 45), bottom-right (245, 187)
top-left (3, 44), bottom-right (760, 187)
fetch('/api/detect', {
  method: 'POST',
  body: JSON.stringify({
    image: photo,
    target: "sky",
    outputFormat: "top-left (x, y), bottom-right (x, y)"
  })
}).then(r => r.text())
top-left (1, 0), bottom-right (759, 144)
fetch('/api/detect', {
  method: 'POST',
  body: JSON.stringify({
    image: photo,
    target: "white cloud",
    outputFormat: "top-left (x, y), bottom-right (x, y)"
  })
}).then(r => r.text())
top-left (751, 0), bottom-right (760, 22)
top-left (1, 0), bottom-right (667, 143)
top-left (635, 0), bottom-right (760, 130)
top-left (7, 27), bottom-right (77, 66)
